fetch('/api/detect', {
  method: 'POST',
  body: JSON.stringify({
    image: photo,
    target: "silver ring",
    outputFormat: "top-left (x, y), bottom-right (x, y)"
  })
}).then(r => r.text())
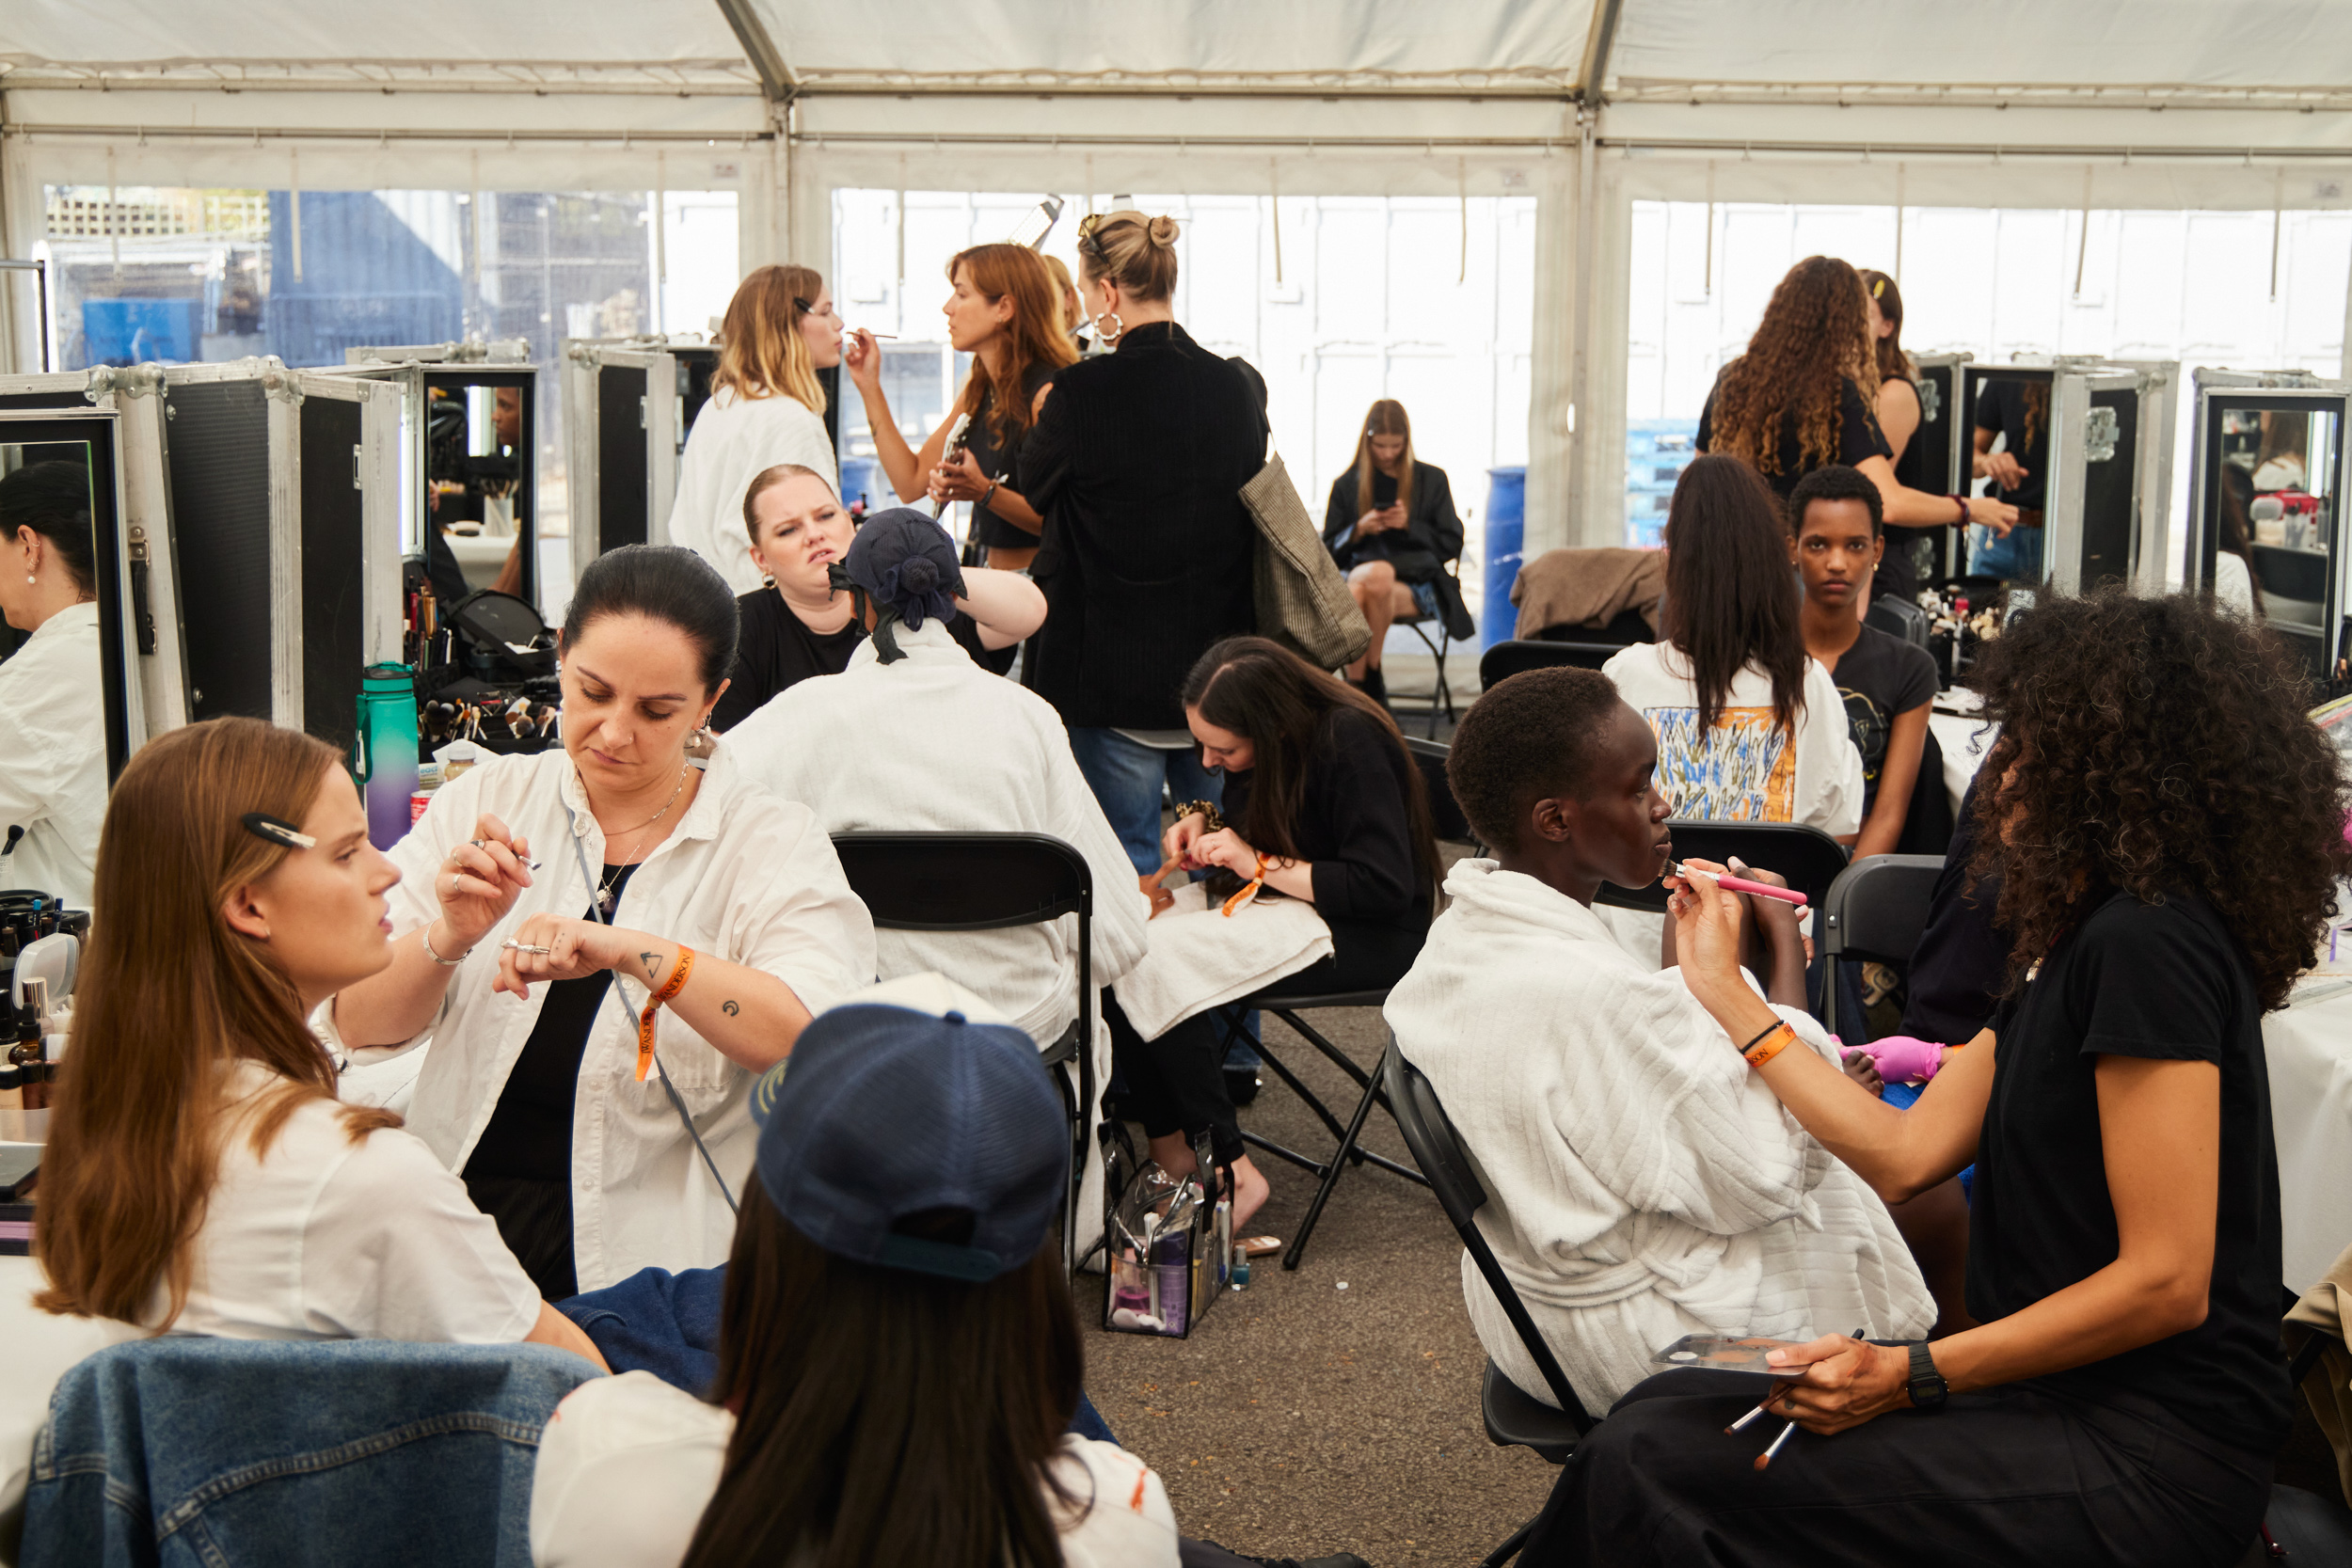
top-left (501, 939), bottom-right (553, 955)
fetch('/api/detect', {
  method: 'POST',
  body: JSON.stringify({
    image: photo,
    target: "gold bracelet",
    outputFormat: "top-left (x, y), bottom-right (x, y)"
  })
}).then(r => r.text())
top-left (1175, 800), bottom-right (1226, 834)
top-left (1742, 1022), bottom-right (1798, 1069)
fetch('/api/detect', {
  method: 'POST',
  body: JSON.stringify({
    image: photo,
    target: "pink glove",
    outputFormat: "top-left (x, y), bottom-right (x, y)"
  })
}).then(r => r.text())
top-left (1859, 1034), bottom-right (1946, 1084)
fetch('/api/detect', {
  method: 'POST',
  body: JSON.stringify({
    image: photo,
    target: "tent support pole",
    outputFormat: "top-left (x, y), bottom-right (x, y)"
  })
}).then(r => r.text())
top-left (1567, 103), bottom-right (1598, 546)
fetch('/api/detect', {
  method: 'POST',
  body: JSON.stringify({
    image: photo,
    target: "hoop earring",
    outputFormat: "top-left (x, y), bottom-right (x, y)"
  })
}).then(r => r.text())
top-left (1093, 310), bottom-right (1123, 346)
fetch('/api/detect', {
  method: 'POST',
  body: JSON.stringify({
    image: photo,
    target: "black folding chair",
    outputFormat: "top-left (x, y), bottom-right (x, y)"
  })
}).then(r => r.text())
top-left (1480, 638), bottom-right (1619, 689)
top-left (1391, 558), bottom-right (1470, 738)
top-left (1817, 854), bottom-right (1945, 1039)
top-left (828, 832), bottom-right (1094, 1262)
top-left (1202, 736), bottom-right (1476, 1272)
top-left (1385, 1038), bottom-right (1597, 1566)
top-left (1594, 820), bottom-right (1850, 916)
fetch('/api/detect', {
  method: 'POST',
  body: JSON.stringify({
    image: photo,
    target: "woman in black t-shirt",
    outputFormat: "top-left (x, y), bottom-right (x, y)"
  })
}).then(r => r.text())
top-left (1525, 588), bottom-right (2352, 1568)
top-left (707, 467), bottom-right (1043, 732)
top-left (1858, 269), bottom-right (1942, 605)
top-left (843, 244), bottom-right (1075, 571)
top-left (1322, 398), bottom-right (1473, 703)
top-left (1696, 256), bottom-right (2017, 541)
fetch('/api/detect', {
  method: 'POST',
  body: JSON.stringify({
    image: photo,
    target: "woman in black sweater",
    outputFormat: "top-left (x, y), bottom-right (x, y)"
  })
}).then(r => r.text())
top-left (1021, 211), bottom-right (1268, 874)
top-left (1108, 636), bottom-right (1441, 1227)
top-left (1323, 398), bottom-right (1474, 703)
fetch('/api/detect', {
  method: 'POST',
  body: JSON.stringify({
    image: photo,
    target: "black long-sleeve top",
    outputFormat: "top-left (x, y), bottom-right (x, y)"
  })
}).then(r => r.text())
top-left (1220, 705), bottom-right (1427, 932)
top-left (1020, 321), bottom-right (1265, 729)
top-left (1321, 462), bottom-right (1464, 580)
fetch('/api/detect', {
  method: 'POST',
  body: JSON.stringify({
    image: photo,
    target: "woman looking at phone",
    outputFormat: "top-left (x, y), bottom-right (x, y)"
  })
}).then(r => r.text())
top-left (1322, 399), bottom-right (1473, 705)
top-left (1524, 587), bottom-right (2350, 1568)
top-left (843, 244), bottom-right (1075, 572)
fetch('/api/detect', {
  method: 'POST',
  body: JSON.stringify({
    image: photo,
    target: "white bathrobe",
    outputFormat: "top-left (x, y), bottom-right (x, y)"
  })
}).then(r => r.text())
top-left (1385, 859), bottom-right (1933, 1413)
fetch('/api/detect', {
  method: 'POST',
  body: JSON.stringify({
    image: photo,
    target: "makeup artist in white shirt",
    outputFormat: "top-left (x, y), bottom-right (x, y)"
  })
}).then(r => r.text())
top-left (329, 546), bottom-right (875, 1299)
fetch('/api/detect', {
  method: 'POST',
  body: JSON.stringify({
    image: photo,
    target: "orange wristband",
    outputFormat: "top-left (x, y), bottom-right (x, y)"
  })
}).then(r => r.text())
top-left (1742, 1021), bottom-right (1797, 1069)
top-left (634, 945), bottom-right (695, 1082)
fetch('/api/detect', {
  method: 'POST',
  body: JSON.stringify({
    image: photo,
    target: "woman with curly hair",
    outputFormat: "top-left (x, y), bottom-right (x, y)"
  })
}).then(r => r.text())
top-left (1525, 586), bottom-right (2351, 1568)
top-left (1698, 256), bottom-right (2016, 543)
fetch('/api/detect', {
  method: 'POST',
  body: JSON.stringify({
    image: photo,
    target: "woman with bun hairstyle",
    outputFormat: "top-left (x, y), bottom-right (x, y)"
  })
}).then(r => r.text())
top-left (1021, 211), bottom-right (1270, 873)
top-left (1698, 257), bottom-right (2015, 546)
top-left (844, 244), bottom-right (1076, 572)
top-left (669, 264), bottom-right (844, 596)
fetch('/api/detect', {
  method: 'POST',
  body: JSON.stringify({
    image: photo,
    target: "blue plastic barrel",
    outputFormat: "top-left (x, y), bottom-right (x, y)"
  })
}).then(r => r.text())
top-left (1482, 466), bottom-right (1526, 650)
top-left (836, 454), bottom-right (884, 515)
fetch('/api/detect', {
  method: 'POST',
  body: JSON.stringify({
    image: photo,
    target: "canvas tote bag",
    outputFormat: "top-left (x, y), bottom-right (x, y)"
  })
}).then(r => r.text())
top-left (1238, 451), bottom-right (1373, 671)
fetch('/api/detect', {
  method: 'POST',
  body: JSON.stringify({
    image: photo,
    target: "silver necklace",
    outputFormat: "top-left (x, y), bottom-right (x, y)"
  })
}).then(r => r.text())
top-left (589, 764), bottom-right (691, 915)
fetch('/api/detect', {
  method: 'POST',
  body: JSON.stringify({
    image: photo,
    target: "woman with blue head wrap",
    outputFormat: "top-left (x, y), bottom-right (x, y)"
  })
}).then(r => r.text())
top-left (837, 507), bottom-right (967, 664)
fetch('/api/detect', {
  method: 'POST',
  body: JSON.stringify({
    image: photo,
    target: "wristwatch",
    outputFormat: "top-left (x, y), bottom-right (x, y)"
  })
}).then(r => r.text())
top-left (1906, 1341), bottom-right (1949, 1412)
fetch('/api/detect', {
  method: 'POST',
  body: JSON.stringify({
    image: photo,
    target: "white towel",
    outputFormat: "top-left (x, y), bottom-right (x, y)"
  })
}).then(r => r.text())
top-left (1386, 859), bottom-right (1933, 1413)
top-left (1112, 882), bottom-right (1334, 1038)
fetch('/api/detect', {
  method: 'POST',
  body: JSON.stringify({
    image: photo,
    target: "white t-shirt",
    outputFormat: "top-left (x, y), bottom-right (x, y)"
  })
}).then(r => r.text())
top-left (530, 1370), bottom-right (1183, 1568)
top-left (665, 386), bottom-right (840, 597)
top-left (1602, 641), bottom-right (1863, 838)
top-left (143, 1060), bottom-right (542, 1344)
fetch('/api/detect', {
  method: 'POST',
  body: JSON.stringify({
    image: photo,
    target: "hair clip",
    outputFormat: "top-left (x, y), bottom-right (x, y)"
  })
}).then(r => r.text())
top-left (241, 813), bottom-right (315, 851)
top-left (1870, 277), bottom-right (1887, 298)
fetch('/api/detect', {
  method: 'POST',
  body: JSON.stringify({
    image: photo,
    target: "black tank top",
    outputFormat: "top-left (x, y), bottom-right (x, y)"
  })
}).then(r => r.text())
top-left (1883, 373), bottom-right (1927, 494)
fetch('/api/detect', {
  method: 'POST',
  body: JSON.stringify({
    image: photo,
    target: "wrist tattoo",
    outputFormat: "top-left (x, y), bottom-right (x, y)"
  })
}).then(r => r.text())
top-left (641, 951), bottom-right (661, 980)
top-left (722, 1000), bottom-right (740, 1017)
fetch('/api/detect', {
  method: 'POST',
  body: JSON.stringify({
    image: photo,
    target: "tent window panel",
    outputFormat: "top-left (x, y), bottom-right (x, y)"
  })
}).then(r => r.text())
top-left (1627, 198), bottom-right (2352, 562)
top-left (828, 186), bottom-right (1534, 629)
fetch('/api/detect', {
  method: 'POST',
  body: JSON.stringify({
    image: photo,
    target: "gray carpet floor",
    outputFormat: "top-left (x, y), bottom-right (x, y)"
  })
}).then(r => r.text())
top-left (1077, 995), bottom-right (1558, 1567)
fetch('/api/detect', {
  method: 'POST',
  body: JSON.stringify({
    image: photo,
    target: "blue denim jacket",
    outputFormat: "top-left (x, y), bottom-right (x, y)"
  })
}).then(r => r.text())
top-left (23, 1338), bottom-right (601, 1568)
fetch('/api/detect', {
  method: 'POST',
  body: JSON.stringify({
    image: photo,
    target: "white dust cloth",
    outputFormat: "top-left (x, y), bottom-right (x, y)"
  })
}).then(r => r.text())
top-left (0, 600), bottom-right (105, 911)
top-left (723, 617), bottom-right (1150, 1048)
top-left (1112, 881), bottom-right (1333, 1039)
top-left (529, 1370), bottom-right (1181, 1568)
top-left (1602, 641), bottom-right (1863, 838)
top-left (1385, 859), bottom-right (1932, 1413)
top-left (322, 745), bottom-right (876, 1291)
top-left (665, 385), bottom-right (839, 597)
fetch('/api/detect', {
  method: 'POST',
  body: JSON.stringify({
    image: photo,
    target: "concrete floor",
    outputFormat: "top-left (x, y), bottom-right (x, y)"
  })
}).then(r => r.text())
top-left (1077, 995), bottom-right (1557, 1567)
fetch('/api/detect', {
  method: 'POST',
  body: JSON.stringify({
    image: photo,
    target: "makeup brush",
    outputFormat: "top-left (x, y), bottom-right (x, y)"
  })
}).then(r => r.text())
top-left (1754, 1419), bottom-right (1798, 1470)
top-left (1669, 861), bottom-right (1809, 908)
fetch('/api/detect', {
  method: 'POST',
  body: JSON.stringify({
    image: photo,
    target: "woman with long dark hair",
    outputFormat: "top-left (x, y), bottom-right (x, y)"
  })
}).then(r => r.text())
top-left (1603, 454), bottom-right (1862, 837)
top-left (844, 243), bottom-right (1077, 572)
top-left (1533, 587), bottom-right (2352, 1568)
top-left (37, 717), bottom-right (601, 1366)
top-left (669, 264), bottom-right (844, 595)
top-left (1700, 257), bottom-right (2015, 545)
top-left (1106, 635), bottom-right (1442, 1227)
top-left (528, 990), bottom-right (1180, 1568)
top-left (1321, 398), bottom-right (1473, 702)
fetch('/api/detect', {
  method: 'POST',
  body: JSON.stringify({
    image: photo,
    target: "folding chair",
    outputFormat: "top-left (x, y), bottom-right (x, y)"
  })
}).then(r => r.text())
top-left (1205, 736), bottom-right (1480, 1271)
top-left (1390, 558), bottom-right (1470, 738)
top-left (1385, 1038), bottom-right (1597, 1567)
top-left (1817, 854), bottom-right (1945, 1039)
top-left (1479, 638), bottom-right (1619, 689)
top-left (828, 832), bottom-right (1094, 1261)
top-left (1594, 820), bottom-right (1851, 916)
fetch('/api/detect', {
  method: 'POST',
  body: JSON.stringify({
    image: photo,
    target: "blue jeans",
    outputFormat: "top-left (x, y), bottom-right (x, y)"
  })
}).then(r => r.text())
top-left (1067, 728), bottom-right (1223, 878)
top-left (24, 1338), bottom-right (598, 1568)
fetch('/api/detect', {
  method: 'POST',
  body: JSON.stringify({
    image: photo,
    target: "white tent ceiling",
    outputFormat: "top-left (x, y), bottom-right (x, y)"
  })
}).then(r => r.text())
top-left (9, 0), bottom-right (2352, 554)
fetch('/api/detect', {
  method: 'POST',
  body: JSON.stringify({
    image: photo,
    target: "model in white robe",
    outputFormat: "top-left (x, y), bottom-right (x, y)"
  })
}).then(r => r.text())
top-left (1385, 857), bottom-right (1933, 1413)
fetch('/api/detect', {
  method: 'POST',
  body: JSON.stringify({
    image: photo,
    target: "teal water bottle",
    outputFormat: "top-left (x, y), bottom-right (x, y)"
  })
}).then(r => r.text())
top-left (355, 663), bottom-right (420, 848)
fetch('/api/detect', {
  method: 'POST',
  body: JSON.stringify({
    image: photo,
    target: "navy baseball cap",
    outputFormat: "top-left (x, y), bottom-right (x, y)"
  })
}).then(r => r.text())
top-left (747, 975), bottom-right (1068, 1283)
